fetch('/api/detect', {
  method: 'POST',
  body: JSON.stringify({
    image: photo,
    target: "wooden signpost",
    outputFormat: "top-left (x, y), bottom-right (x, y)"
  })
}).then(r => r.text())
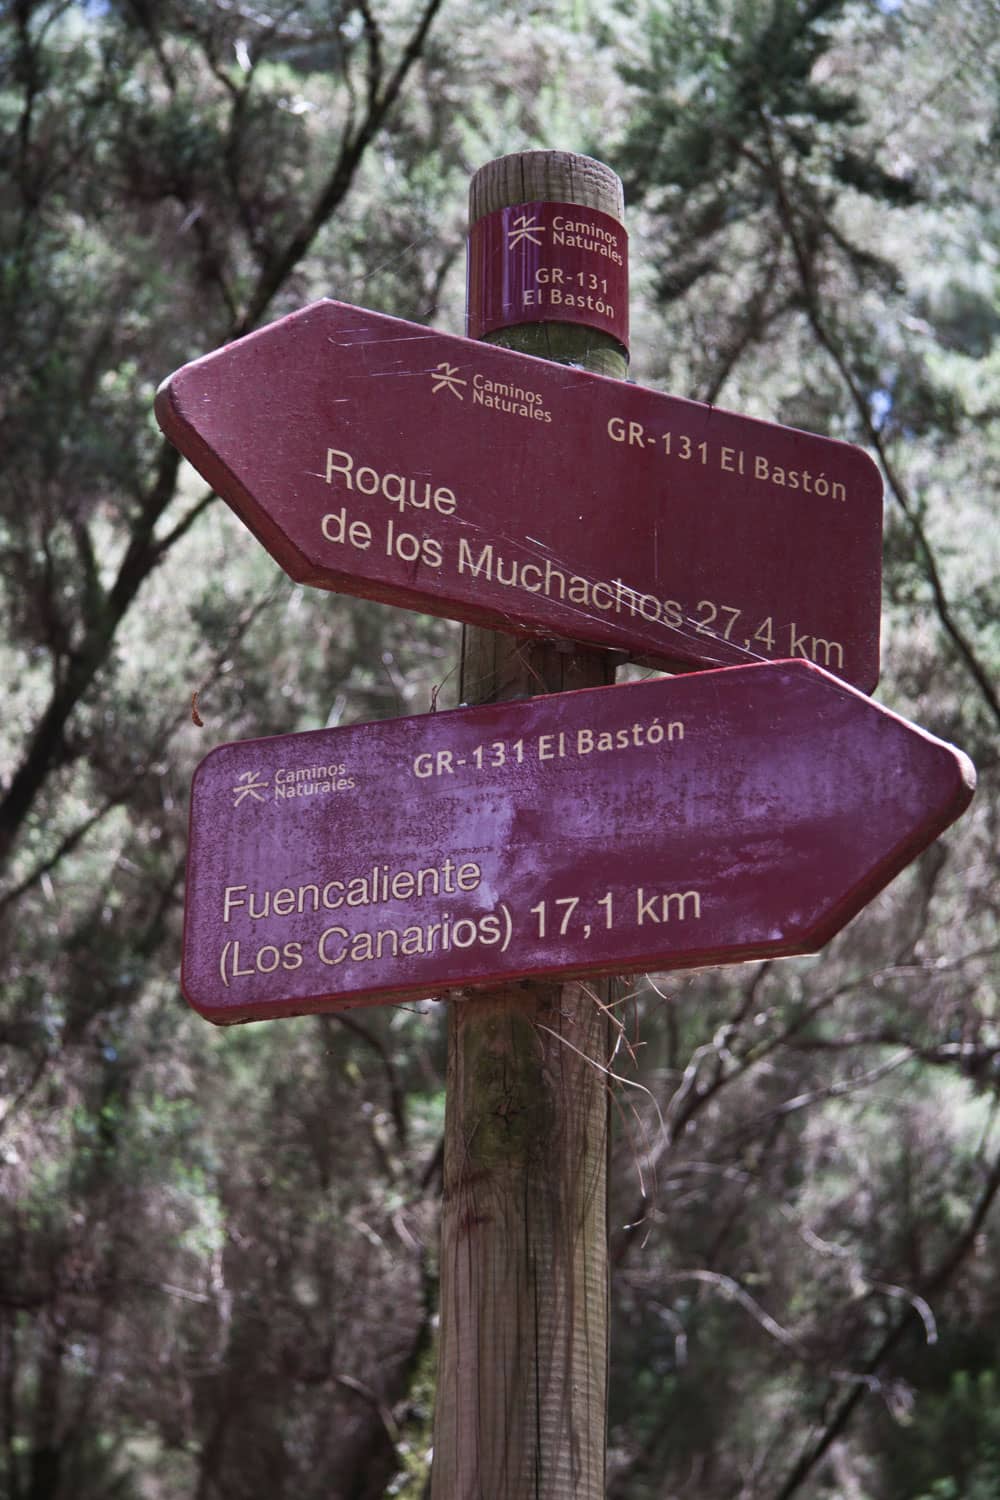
top-left (157, 148), bottom-right (974, 1500)
top-left (182, 660), bottom-right (974, 1025)
top-left (437, 154), bottom-right (630, 1500)
top-left (155, 300), bottom-right (883, 689)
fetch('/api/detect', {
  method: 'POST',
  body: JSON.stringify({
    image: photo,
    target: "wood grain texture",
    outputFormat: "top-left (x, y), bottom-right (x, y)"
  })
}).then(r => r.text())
top-left (469, 149), bottom-right (625, 221)
top-left (435, 984), bottom-right (610, 1500)
top-left (431, 151), bottom-right (624, 1500)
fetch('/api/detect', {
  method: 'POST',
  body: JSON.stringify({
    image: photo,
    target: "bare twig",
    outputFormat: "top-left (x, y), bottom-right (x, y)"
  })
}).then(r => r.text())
top-left (773, 1136), bottom-right (1000, 1500)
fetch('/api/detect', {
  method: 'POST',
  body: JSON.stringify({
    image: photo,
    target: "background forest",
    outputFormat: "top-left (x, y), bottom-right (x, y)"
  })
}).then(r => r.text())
top-left (1, 1), bottom-right (998, 1496)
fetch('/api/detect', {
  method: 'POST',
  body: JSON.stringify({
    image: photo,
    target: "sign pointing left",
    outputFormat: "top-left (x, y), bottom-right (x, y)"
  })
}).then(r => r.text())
top-left (156, 298), bottom-right (883, 690)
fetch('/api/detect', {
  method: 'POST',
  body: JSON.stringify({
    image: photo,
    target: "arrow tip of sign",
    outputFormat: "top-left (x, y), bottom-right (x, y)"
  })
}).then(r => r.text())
top-left (951, 742), bottom-right (978, 803)
top-left (915, 732), bottom-right (977, 841)
top-left (153, 374), bottom-right (178, 438)
top-left (877, 689), bottom-right (977, 822)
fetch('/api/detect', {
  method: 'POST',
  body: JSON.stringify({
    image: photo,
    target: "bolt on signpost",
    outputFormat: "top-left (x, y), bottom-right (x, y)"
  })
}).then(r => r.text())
top-left (155, 152), bottom-right (975, 1500)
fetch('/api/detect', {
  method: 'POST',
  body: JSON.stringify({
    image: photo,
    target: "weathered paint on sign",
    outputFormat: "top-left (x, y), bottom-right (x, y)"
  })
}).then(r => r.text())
top-left (155, 300), bottom-right (884, 691)
top-left (181, 661), bottom-right (973, 1024)
top-left (466, 200), bottom-right (629, 349)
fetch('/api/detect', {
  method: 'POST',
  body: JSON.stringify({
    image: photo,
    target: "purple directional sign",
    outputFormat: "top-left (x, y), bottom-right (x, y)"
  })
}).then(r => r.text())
top-left (181, 661), bottom-right (973, 1024)
top-left (156, 299), bottom-right (883, 691)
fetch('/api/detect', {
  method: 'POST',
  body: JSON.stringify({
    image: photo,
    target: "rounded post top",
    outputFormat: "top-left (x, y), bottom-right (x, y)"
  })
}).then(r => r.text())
top-left (469, 150), bottom-right (625, 226)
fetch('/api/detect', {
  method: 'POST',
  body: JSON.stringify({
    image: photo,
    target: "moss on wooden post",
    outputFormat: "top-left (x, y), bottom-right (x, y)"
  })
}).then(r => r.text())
top-left (431, 151), bottom-right (627, 1500)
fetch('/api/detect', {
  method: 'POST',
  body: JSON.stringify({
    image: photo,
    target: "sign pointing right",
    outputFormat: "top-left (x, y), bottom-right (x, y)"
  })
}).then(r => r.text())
top-left (180, 660), bottom-right (975, 1024)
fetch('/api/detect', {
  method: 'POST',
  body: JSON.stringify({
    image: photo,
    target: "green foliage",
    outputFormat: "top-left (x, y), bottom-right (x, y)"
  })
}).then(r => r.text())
top-left (894, 1368), bottom-right (1000, 1499)
top-left (0, 0), bottom-right (998, 1497)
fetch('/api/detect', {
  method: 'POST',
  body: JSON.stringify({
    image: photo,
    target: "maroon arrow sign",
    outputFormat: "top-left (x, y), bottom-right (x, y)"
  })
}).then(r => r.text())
top-left (156, 300), bottom-right (883, 692)
top-left (181, 661), bottom-right (973, 1024)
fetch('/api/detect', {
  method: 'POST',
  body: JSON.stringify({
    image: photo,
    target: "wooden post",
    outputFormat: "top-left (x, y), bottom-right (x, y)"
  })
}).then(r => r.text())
top-left (431, 152), bottom-right (629, 1500)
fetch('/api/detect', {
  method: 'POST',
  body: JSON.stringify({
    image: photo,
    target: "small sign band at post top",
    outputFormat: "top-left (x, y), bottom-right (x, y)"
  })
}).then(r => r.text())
top-left (467, 200), bottom-right (630, 349)
top-left (181, 660), bottom-right (974, 1025)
